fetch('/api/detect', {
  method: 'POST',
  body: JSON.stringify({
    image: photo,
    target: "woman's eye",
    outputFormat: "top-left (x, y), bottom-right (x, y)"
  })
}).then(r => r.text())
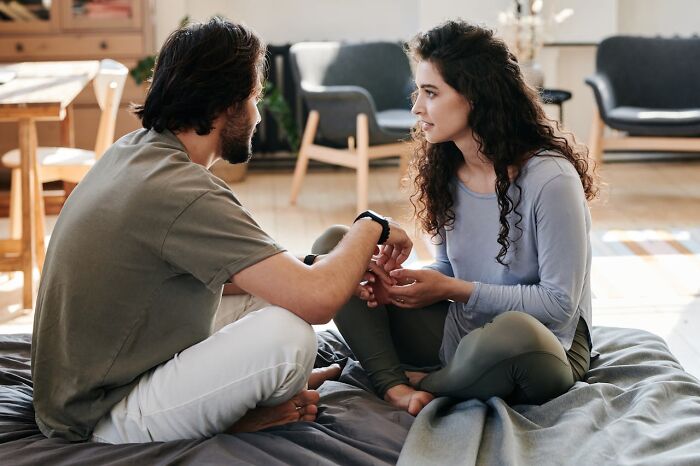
top-left (426, 90), bottom-right (435, 98)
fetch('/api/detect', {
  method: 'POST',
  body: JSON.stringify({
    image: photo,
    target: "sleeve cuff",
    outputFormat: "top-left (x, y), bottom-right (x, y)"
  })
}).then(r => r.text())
top-left (207, 244), bottom-right (286, 293)
top-left (464, 281), bottom-right (482, 311)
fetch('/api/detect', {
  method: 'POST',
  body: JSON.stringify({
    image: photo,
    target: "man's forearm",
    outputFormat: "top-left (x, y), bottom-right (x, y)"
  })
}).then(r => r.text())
top-left (306, 219), bottom-right (383, 315)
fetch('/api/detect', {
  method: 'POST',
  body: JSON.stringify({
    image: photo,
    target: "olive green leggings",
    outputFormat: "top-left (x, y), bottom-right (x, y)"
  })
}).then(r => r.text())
top-left (313, 226), bottom-right (591, 405)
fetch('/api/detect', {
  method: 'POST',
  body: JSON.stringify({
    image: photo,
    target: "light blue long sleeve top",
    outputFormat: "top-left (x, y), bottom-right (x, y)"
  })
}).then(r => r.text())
top-left (426, 154), bottom-right (593, 364)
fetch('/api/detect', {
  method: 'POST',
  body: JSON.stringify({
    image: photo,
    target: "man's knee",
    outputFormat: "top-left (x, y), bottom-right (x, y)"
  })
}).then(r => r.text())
top-left (311, 225), bottom-right (349, 254)
top-left (255, 306), bottom-right (317, 368)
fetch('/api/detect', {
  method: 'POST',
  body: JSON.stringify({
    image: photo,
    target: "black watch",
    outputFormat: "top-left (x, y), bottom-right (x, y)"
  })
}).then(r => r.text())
top-left (303, 254), bottom-right (318, 266)
top-left (354, 210), bottom-right (390, 244)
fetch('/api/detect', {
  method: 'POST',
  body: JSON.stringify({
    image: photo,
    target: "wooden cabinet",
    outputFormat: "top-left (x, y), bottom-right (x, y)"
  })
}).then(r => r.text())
top-left (0, 0), bottom-right (154, 194)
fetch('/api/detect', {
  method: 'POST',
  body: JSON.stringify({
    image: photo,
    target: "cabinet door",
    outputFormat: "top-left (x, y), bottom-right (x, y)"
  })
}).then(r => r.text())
top-left (60, 0), bottom-right (142, 31)
top-left (0, 0), bottom-right (59, 34)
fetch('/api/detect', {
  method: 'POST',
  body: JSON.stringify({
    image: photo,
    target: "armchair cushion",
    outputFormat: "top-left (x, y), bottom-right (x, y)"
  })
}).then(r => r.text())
top-left (606, 107), bottom-right (700, 136)
top-left (376, 109), bottom-right (417, 132)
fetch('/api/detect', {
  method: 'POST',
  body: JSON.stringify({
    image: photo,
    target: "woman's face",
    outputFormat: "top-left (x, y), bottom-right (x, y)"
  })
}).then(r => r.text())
top-left (411, 60), bottom-right (472, 144)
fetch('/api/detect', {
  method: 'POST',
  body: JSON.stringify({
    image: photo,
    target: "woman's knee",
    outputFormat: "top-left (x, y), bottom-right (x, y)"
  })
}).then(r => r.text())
top-left (311, 225), bottom-right (350, 254)
top-left (458, 311), bottom-right (565, 365)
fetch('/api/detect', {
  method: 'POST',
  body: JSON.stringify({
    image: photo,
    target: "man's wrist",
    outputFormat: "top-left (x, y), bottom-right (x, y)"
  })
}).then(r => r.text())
top-left (355, 217), bottom-right (384, 242)
top-left (354, 210), bottom-right (390, 244)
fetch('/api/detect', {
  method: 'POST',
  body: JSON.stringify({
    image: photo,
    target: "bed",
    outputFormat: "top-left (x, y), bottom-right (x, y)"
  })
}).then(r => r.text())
top-left (1, 327), bottom-right (699, 465)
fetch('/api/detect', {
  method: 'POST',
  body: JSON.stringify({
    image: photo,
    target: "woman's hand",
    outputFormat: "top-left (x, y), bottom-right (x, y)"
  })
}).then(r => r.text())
top-left (385, 268), bottom-right (460, 308)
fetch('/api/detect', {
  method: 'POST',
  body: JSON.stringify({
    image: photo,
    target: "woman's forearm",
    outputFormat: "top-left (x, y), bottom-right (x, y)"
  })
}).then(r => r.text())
top-left (443, 276), bottom-right (475, 302)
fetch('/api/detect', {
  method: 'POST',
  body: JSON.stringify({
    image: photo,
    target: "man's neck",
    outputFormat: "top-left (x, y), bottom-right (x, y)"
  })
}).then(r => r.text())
top-left (174, 128), bottom-right (221, 169)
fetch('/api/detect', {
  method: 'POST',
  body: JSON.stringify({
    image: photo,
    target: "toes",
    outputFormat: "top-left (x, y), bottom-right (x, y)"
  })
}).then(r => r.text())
top-left (297, 389), bottom-right (320, 405)
top-left (301, 404), bottom-right (318, 416)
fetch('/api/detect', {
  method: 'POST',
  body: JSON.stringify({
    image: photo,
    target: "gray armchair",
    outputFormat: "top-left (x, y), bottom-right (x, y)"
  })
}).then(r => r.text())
top-left (586, 36), bottom-right (700, 163)
top-left (288, 41), bottom-right (416, 213)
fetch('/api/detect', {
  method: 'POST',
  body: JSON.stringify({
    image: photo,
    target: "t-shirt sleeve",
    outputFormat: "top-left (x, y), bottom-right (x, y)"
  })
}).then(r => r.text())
top-left (465, 173), bottom-right (589, 330)
top-left (161, 190), bottom-right (286, 292)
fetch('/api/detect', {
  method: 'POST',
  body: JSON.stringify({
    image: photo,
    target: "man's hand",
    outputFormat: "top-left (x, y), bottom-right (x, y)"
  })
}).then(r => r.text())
top-left (378, 219), bottom-right (412, 269)
top-left (355, 260), bottom-right (395, 307)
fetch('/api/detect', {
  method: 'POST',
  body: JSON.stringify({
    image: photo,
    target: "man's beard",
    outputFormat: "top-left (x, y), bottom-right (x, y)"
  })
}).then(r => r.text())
top-left (219, 114), bottom-right (255, 164)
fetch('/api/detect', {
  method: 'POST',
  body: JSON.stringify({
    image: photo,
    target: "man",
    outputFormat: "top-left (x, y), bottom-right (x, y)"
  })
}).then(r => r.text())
top-left (31, 17), bottom-right (412, 444)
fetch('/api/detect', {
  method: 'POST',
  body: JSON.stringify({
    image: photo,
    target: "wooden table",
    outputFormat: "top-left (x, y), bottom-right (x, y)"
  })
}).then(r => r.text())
top-left (0, 61), bottom-right (99, 310)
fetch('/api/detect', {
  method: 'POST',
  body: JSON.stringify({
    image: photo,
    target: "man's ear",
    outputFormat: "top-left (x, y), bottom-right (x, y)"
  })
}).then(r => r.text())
top-left (225, 104), bottom-right (239, 116)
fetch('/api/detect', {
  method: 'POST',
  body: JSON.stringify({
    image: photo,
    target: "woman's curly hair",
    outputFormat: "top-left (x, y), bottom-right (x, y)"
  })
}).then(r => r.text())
top-left (407, 20), bottom-right (598, 265)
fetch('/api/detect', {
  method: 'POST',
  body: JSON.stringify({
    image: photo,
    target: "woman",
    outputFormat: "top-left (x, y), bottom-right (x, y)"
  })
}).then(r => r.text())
top-left (318, 20), bottom-right (598, 415)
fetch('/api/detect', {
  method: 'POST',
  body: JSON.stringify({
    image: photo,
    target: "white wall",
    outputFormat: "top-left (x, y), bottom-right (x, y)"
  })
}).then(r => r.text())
top-left (152, 0), bottom-right (700, 143)
top-left (618, 0), bottom-right (700, 37)
top-left (154, 0), bottom-right (419, 46)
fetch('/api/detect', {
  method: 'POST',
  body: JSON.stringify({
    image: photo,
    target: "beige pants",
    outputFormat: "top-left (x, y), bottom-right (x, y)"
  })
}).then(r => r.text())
top-left (91, 295), bottom-right (316, 443)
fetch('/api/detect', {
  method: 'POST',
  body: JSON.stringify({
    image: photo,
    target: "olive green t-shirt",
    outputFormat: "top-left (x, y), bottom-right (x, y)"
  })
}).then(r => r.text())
top-left (30, 128), bottom-right (285, 441)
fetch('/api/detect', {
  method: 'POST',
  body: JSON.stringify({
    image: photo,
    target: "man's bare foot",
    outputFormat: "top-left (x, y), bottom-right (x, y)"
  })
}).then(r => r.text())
top-left (384, 384), bottom-right (434, 416)
top-left (308, 363), bottom-right (342, 389)
top-left (404, 370), bottom-right (428, 388)
top-left (228, 389), bottom-right (320, 433)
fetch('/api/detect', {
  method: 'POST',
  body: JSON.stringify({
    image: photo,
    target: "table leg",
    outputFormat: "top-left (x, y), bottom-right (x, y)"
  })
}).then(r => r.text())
top-left (60, 104), bottom-right (75, 147)
top-left (18, 119), bottom-right (37, 310)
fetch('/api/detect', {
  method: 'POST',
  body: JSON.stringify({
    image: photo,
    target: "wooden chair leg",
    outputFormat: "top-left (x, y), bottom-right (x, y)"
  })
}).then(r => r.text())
top-left (398, 142), bottom-right (412, 187)
top-left (589, 109), bottom-right (605, 166)
top-left (9, 168), bottom-right (22, 240)
top-left (356, 113), bottom-right (370, 214)
top-left (32, 164), bottom-right (46, 273)
top-left (18, 119), bottom-right (37, 310)
top-left (289, 110), bottom-right (319, 205)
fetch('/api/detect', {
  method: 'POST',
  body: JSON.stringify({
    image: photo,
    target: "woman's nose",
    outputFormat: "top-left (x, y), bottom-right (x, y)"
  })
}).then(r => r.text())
top-left (411, 99), bottom-right (422, 115)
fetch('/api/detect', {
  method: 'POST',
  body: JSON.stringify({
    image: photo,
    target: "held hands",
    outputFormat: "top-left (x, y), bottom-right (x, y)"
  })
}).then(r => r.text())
top-left (357, 264), bottom-right (452, 309)
top-left (355, 260), bottom-right (395, 308)
top-left (384, 268), bottom-right (451, 308)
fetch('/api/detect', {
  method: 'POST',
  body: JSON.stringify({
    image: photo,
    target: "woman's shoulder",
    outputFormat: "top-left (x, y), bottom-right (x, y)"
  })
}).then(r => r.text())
top-left (519, 151), bottom-right (579, 187)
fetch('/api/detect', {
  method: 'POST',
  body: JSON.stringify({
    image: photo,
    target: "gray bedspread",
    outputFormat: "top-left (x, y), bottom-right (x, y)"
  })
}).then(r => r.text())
top-left (399, 326), bottom-right (700, 466)
top-left (1, 326), bottom-right (699, 465)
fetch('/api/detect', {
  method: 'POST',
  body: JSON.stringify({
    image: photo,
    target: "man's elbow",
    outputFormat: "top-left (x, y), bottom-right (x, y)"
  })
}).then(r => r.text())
top-left (297, 290), bottom-right (349, 325)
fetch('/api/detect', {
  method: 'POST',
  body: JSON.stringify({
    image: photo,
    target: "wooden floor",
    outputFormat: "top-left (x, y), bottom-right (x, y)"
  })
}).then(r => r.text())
top-left (1, 158), bottom-right (699, 378)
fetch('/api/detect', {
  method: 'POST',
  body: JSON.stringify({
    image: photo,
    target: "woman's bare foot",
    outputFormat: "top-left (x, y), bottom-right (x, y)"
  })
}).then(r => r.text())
top-left (404, 370), bottom-right (428, 388)
top-left (228, 389), bottom-right (320, 433)
top-left (308, 363), bottom-right (342, 389)
top-left (384, 384), bottom-right (434, 416)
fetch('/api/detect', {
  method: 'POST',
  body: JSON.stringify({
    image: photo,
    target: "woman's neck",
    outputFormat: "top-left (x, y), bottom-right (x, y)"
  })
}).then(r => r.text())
top-left (455, 131), bottom-right (491, 170)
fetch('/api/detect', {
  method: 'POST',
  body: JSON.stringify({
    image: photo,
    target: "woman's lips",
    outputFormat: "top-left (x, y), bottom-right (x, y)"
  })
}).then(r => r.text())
top-left (420, 121), bottom-right (434, 130)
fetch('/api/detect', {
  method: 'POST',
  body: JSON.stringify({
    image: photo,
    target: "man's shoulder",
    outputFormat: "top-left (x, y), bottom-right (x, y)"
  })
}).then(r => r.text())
top-left (108, 128), bottom-right (231, 197)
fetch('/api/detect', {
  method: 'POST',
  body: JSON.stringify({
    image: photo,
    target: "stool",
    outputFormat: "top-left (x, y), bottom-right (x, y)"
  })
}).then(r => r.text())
top-left (540, 88), bottom-right (572, 124)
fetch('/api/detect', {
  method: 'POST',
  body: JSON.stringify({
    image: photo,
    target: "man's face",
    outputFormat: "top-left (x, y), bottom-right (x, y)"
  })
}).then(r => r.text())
top-left (219, 84), bottom-right (263, 164)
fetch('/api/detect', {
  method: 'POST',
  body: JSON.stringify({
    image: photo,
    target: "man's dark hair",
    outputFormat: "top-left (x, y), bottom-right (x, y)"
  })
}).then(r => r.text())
top-left (133, 17), bottom-right (265, 135)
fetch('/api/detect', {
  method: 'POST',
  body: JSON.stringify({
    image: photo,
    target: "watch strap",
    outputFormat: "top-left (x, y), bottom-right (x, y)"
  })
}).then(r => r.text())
top-left (354, 210), bottom-right (390, 244)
